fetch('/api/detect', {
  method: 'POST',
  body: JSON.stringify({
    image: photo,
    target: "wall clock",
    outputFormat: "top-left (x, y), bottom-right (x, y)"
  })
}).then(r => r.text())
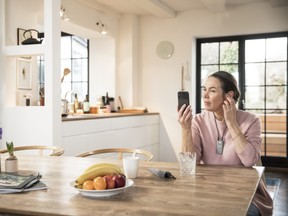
top-left (156, 41), bottom-right (174, 59)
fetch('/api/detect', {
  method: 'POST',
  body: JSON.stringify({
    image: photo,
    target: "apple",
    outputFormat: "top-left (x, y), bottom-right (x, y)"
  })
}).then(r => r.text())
top-left (112, 174), bottom-right (126, 188)
top-left (103, 175), bottom-right (116, 189)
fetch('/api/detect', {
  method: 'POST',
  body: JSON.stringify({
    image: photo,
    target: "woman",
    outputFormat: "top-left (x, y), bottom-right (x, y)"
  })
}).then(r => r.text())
top-left (178, 71), bottom-right (273, 216)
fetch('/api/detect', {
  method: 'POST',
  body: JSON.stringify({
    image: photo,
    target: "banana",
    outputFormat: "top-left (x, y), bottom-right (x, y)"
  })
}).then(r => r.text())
top-left (76, 163), bottom-right (123, 184)
top-left (83, 163), bottom-right (122, 173)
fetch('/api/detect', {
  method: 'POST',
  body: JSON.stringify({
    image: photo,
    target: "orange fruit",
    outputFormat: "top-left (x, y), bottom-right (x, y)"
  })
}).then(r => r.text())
top-left (93, 177), bottom-right (107, 190)
top-left (82, 180), bottom-right (94, 190)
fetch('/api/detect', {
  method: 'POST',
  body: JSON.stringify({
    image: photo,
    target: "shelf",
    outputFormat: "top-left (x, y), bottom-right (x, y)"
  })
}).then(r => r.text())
top-left (2, 44), bottom-right (45, 56)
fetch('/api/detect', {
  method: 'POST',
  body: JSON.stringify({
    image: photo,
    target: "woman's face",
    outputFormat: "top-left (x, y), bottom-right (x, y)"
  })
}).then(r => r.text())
top-left (202, 77), bottom-right (225, 112)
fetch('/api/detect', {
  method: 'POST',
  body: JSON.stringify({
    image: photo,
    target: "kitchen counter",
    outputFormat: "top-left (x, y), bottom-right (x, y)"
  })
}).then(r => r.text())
top-left (62, 112), bottom-right (159, 121)
top-left (61, 113), bottom-right (160, 159)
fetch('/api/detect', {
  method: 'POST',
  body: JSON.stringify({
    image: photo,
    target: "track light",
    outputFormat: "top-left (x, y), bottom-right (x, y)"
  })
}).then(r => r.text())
top-left (96, 22), bottom-right (108, 35)
top-left (60, 6), bottom-right (70, 21)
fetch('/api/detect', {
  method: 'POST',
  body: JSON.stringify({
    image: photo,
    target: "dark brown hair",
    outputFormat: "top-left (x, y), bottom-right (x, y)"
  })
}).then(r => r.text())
top-left (209, 71), bottom-right (240, 103)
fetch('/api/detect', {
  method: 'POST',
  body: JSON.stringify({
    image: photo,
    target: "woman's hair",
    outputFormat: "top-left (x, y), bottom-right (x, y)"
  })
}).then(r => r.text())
top-left (209, 71), bottom-right (241, 103)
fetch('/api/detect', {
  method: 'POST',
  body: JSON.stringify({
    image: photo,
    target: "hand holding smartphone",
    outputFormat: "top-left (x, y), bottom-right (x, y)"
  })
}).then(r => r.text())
top-left (178, 91), bottom-right (190, 111)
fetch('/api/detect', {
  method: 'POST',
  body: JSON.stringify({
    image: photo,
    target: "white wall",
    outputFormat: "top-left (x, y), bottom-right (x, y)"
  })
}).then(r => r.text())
top-left (139, 2), bottom-right (288, 162)
top-left (89, 38), bottom-right (116, 106)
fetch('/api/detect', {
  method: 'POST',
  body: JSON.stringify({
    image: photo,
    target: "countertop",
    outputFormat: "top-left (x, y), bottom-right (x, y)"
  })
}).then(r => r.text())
top-left (62, 112), bottom-right (159, 121)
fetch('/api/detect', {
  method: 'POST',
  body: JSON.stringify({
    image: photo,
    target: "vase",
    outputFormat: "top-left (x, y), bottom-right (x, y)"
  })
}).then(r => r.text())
top-left (5, 158), bottom-right (18, 172)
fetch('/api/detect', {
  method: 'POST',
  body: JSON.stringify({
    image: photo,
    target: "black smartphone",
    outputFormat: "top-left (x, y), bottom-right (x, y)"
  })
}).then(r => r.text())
top-left (178, 91), bottom-right (190, 111)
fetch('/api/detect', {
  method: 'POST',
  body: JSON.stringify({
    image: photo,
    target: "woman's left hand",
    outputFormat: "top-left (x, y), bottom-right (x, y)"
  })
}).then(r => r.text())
top-left (223, 95), bottom-right (237, 126)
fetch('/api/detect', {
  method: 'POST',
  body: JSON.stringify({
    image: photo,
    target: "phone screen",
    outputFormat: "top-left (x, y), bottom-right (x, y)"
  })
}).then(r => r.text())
top-left (178, 91), bottom-right (190, 111)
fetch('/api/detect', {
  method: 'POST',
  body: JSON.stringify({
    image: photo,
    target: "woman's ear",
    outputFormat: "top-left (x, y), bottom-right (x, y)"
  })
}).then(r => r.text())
top-left (226, 91), bottom-right (234, 98)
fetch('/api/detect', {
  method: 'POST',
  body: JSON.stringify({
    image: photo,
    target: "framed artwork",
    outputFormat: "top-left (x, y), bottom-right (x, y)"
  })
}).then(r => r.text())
top-left (17, 58), bottom-right (32, 90)
top-left (17, 28), bottom-right (26, 45)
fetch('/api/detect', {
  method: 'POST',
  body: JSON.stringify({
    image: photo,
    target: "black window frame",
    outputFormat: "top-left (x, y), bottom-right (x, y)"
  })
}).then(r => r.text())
top-left (196, 31), bottom-right (288, 168)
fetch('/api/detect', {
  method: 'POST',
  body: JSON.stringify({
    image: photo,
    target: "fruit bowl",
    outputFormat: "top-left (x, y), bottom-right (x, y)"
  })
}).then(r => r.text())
top-left (69, 179), bottom-right (134, 198)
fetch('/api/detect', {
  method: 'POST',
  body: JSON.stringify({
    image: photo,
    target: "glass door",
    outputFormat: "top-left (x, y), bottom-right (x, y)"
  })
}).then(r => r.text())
top-left (244, 36), bottom-right (287, 166)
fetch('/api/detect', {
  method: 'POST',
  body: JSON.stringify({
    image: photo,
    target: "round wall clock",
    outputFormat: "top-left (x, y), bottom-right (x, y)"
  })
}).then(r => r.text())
top-left (156, 41), bottom-right (174, 59)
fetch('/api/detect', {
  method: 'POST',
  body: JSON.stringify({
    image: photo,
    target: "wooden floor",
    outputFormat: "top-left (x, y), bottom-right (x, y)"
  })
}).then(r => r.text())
top-left (265, 167), bottom-right (288, 216)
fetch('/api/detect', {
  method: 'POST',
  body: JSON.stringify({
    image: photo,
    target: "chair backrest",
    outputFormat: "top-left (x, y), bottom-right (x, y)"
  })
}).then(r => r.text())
top-left (0, 145), bottom-right (64, 156)
top-left (76, 148), bottom-right (153, 161)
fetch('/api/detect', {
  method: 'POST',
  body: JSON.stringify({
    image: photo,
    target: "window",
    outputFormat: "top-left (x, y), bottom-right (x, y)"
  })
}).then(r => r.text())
top-left (60, 33), bottom-right (89, 102)
top-left (38, 33), bottom-right (89, 104)
top-left (196, 32), bottom-right (288, 167)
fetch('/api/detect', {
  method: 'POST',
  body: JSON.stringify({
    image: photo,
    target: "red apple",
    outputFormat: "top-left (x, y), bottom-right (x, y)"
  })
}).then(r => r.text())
top-left (112, 174), bottom-right (126, 188)
top-left (103, 175), bottom-right (116, 189)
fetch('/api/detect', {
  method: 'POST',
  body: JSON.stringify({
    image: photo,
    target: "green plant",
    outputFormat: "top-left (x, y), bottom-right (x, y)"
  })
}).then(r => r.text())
top-left (6, 141), bottom-right (17, 160)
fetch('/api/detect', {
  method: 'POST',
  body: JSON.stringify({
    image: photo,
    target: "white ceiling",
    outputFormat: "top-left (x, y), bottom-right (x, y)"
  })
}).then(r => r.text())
top-left (76, 0), bottom-right (288, 19)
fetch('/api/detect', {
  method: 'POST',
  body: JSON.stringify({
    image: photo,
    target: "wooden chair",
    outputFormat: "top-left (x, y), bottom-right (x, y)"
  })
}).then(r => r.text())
top-left (0, 145), bottom-right (64, 156)
top-left (76, 148), bottom-right (153, 161)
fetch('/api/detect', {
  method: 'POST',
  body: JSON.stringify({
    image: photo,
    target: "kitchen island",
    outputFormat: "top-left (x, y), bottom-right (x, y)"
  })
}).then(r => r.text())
top-left (61, 113), bottom-right (160, 160)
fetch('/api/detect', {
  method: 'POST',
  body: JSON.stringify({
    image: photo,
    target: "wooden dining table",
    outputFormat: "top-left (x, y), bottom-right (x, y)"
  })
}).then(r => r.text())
top-left (0, 155), bottom-right (264, 216)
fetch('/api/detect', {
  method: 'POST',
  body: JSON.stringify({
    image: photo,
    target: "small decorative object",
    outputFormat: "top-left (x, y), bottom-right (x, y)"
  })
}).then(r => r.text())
top-left (156, 41), bottom-right (174, 59)
top-left (17, 58), bottom-right (32, 90)
top-left (24, 92), bottom-right (32, 106)
top-left (21, 29), bottom-right (43, 45)
top-left (5, 142), bottom-right (18, 173)
top-left (39, 86), bottom-right (45, 106)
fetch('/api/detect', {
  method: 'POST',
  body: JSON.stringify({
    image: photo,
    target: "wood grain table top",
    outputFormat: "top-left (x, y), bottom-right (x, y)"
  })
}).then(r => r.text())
top-left (0, 155), bottom-right (264, 216)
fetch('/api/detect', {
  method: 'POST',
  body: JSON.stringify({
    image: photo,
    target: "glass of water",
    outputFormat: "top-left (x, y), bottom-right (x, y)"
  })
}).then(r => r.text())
top-left (179, 152), bottom-right (196, 175)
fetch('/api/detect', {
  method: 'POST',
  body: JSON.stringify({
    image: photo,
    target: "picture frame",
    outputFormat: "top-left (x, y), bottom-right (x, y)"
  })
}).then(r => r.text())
top-left (17, 58), bottom-right (32, 90)
top-left (17, 28), bottom-right (26, 45)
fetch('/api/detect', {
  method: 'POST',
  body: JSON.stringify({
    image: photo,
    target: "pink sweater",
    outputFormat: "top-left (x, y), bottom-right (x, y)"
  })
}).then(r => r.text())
top-left (192, 110), bottom-right (273, 215)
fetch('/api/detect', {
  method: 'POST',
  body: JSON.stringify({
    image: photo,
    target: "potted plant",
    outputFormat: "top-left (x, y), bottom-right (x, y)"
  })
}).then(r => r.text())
top-left (5, 141), bottom-right (18, 172)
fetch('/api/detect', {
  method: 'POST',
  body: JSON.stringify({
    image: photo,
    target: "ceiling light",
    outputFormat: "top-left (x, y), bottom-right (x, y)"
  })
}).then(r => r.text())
top-left (60, 6), bottom-right (70, 21)
top-left (96, 22), bottom-right (108, 35)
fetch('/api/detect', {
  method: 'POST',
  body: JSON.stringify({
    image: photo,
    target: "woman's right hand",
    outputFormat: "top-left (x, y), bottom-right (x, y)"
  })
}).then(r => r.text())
top-left (178, 104), bottom-right (192, 129)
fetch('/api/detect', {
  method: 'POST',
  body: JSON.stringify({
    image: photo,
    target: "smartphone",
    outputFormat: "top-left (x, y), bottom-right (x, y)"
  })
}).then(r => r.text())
top-left (178, 91), bottom-right (190, 111)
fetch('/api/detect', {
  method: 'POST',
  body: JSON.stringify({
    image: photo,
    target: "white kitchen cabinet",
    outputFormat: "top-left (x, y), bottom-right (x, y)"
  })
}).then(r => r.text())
top-left (61, 114), bottom-right (159, 160)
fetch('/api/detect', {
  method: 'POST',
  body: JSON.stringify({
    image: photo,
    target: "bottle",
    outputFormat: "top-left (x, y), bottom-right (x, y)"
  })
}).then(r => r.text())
top-left (74, 93), bottom-right (79, 113)
top-left (110, 97), bottom-right (115, 112)
top-left (105, 92), bottom-right (110, 106)
top-left (83, 95), bottom-right (90, 114)
top-left (105, 92), bottom-right (111, 113)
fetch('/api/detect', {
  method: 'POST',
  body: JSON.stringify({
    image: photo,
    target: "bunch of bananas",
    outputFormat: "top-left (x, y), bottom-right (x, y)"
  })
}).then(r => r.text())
top-left (75, 163), bottom-right (123, 185)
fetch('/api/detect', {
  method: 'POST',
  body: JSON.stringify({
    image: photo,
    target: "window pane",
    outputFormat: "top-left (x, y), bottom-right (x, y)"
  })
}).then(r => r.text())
top-left (61, 83), bottom-right (71, 99)
top-left (220, 41), bottom-right (238, 63)
top-left (201, 65), bottom-right (218, 83)
top-left (72, 59), bottom-right (88, 82)
top-left (245, 86), bottom-right (264, 109)
top-left (266, 62), bottom-right (287, 85)
top-left (261, 113), bottom-right (287, 157)
top-left (72, 82), bottom-right (88, 101)
top-left (201, 42), bottom-right (219, 64)
top-left (266, 37), bottom-right (287, 61)
top-left (220, 64), bottom-right (238, 74)
top-left (61, 36), bottom-right (71, 59)
top-left (266, 86), bottom-right (286, 111)
top-left (245, 39), bottom-right (265, 62)
top-left (72, 36), bottom-right (88, 58)
top-left (245, 63), bottom-right (265, 85)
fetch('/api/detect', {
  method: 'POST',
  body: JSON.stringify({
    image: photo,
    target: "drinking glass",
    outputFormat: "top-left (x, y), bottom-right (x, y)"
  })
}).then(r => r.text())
top-left (179, 152), bottom-right (196, 175)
